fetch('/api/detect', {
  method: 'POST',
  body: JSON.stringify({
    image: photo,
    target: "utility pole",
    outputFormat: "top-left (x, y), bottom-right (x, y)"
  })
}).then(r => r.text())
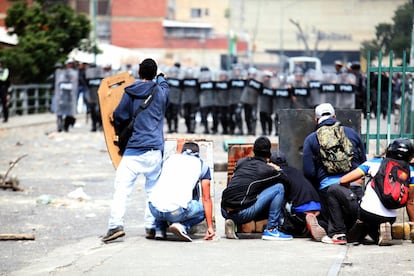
top-left (411, 0), bottom-right (414, 66)
top-left (410, 0), bottom-right (414, 133)
top-left (90, 0), bottom-right (97, 64)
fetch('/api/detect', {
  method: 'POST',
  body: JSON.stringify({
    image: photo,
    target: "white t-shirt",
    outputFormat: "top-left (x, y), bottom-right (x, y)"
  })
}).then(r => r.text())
top-left (359, 157), bottom-right (414, 218)
top-left (149, 153), bottom-right (203, 212)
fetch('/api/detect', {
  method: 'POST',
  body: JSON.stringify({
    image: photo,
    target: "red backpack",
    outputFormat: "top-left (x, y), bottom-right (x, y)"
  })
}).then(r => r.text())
top-left (371, 158), bottom-right (410, 209)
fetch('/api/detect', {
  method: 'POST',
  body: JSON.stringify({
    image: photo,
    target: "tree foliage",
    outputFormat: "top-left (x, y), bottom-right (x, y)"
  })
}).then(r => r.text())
top-left (0, 0), bottom-right (91, 83)
top-left (361, 1), bottom-right (413, 61)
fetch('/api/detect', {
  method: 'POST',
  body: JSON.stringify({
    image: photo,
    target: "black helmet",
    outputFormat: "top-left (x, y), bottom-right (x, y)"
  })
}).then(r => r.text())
top-left (386, 138), bottom-right (414, 162)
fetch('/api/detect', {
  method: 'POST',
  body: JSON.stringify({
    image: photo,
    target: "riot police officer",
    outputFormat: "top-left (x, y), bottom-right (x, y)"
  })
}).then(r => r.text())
top-left (240, 67), bottom-right (261, 135)
top-left (212, 70), bottom-right (230, 134)
top-left (258, 71), bottom-right (274, 135)
top-left (165, 62), bottom-right (182, 133)
top-left (85, 63), bottom-right (103, 131)
top-left (198, 66), bottom-right (215, 134)
top-left (273, 72), bottom-right (293, 136)
top-left (55, 60), bottom-right (78, 132)
top-left (181, 67), bottom-right (199, 133)
top-left (228, 65), bottom-right (246, 135)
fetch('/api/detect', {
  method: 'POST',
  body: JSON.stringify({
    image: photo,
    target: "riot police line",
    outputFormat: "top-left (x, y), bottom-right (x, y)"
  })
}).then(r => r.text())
top-left (53, 61), bottom-right (359, 136)
top-left (162, 64), bottom-right (358, 136)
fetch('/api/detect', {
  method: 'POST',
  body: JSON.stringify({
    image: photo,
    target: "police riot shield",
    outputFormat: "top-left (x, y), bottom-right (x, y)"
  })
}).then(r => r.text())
top-left (54, 68), bottom-right (78, 116)
top-left (306, 69), bottom-right (324, 108)
top-left (166, 78), bottom-right (182, 105)
top-left (320, 73), bottom-right (338, 107)
top-left (336, 73), bottom-right (356, 108)
top-left (240, 78), bottom-right (261, 106)
top-left (214, 79), bottom-right (229, 107)
top-left (85, 66), bottom-right (103, 105)
top-left (199, 80), bottom-right (215, 108)
top-left (292, 87), bottom-right (311, 109)
top-left (181, 78), bottom-right (199, 105)
top-left (228, 79), bottom-right (246, 105)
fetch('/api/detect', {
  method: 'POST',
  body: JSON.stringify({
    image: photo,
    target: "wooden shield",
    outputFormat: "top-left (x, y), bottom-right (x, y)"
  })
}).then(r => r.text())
top-left (98, 72), bottom-right (136, 169)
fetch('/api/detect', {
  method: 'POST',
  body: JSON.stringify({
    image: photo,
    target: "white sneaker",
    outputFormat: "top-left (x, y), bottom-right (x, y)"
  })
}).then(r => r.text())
top-left (169, 223), bottom-right (192, 242)
top-left (225, 219), bottom-right (239, 239)
top-left (378, 222), bottom-right (392, 246)
top-left (321, 235), bottom-right (333, 244)
top-left (321, 234), bottom-right (347, 245)
top-left (305, 213), bottom-right (326, 242)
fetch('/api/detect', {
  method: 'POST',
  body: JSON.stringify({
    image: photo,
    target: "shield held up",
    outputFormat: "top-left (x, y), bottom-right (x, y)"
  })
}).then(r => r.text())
top-left (98, 72), bottom-right (136, 169)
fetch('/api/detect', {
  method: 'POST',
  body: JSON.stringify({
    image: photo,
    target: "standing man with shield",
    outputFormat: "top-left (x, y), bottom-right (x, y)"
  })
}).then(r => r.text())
top-left (102, 58), bottom-right (169, 242)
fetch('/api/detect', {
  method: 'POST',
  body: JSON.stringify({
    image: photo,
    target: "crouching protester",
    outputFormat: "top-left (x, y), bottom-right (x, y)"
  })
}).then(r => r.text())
top-left (221, 136), bottom-right (293, 241)
top-left (270, 151), bottom-right (326, 241)
top-left (322, 138), bottom-right (414, 245)
top-left (148, 142), bottom-right (215, 242)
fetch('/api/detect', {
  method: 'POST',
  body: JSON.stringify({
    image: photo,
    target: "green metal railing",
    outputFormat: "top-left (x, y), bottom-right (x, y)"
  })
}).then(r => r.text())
top-left (7, 84), bottom-right (53, 116)
top-left (365, 51), bottom-right (414, 155)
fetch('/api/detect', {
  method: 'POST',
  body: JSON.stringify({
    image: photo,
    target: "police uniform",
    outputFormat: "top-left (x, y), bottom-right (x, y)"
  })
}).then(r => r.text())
top-left (85, 64), bottom-right (103, 131)
top-left (258, 72), bottom-right (274, 135)
top-left (228, 67), bottom-right (245, 135)
top-left (165, 64), bottom-right (182, 133)
top-left (181, 68), bottom-right (199, 133)
top-left (273, 73), bottom-right (292, 136)
top-left (240, 68), bottom-right (261, 135)
top-left (198, 67), bottom-right (215, 134)
top-left (212, 71), bottom-right (230, 134)
top-left (54, 60), bottom-right (79, 132)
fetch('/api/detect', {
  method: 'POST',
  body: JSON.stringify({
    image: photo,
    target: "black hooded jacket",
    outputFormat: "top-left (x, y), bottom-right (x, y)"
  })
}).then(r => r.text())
top-left (221, 156), bottom-right (289, 210)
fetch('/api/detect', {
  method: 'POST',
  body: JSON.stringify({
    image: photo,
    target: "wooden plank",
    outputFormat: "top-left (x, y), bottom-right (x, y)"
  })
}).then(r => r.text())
top-left (0, 234), bottom-right (35, 240)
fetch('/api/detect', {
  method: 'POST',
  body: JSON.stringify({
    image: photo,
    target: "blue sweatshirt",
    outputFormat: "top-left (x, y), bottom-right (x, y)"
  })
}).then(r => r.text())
top-left (113, 76), bottom-right (169, 155)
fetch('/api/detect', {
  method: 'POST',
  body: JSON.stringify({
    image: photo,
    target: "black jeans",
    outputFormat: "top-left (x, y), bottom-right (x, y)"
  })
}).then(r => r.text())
top-left (0, 84), bottom-right (9, 122)
top-left (359, 208), bottom-right (396, 243)
top-left (326, 184), bottom-right (363, 236)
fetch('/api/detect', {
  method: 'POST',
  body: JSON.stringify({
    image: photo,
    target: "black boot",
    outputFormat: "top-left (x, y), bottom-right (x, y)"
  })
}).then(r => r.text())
top-left (64, 116), bottom-right (76, 132)
top-left (57, 116), bottom-right (63, 132)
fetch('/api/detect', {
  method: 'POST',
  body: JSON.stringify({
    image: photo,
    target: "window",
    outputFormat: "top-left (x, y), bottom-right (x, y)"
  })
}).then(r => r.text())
top-left (191, 8), bottom-right (202, 18)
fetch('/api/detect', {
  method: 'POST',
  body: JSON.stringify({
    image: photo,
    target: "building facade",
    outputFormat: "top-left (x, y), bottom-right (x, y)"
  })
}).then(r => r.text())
top-left (0, 0), bottom-right (408, 69)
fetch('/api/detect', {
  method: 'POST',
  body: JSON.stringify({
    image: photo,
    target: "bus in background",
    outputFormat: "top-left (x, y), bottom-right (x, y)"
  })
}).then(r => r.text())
top-left (287, 56), bottom-right (322, 74)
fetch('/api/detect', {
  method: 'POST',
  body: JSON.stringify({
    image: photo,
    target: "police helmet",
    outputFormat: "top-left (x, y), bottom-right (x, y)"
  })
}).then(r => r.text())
top-left (386, 138), bottom-right (414, 162)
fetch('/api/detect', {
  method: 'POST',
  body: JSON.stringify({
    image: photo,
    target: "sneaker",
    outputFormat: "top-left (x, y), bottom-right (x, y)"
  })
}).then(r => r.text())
top-left (262, 228), bottom-right (293, 241)
top-left (347, 219), bottom-right (365, 244)
top-left (225, 219), bottom-right (239, 239)
top-left (378, 222), bottom-right (392, 246)
top-left (155, 226), bottom-right (167, 240)
top-left (305, 213), bottom-right (327, 242)
top-left (145, 228), bottom-right (156, 239)
top-left (102, 226), bottom-right (125, 242)
top-left (321, 235), bottom-right (333, 244)
top-left (169, 223), bottom-right (192, 242)
top-left (321, 234), bottom-right (347, 245)
top-left (410, 222), bottom-right (414, 243)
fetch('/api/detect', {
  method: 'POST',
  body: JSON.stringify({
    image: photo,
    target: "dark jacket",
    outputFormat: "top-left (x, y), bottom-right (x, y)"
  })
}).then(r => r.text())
top-left (279, 164), bottom-right (320, 209)
top-left (114, 76), bottom-right (169, 152)
top-left (221, 156), bottom-right (289, 210)
top-left (302, 117), bottom-right (366, 189)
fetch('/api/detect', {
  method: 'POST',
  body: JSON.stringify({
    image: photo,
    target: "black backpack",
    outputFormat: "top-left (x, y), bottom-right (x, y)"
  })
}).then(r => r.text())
top-left (371, 157), bottom-right (410, 209)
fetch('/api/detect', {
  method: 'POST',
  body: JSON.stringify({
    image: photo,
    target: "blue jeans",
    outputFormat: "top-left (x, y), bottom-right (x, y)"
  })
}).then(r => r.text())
top-left (108, 149), bottom-right (162, 229)
top-left (221, 183), bottom-right (285, 230)
top-left (148, 200), bottom-right (205, 231)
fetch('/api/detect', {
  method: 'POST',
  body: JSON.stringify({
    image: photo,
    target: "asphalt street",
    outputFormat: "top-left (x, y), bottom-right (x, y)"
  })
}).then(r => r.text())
top-left (0, 113), bottom-right (413, 276)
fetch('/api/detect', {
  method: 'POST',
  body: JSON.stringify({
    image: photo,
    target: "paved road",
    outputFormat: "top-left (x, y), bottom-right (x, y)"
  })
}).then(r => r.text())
top-left (0, 113), bottom-right (413, 276)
